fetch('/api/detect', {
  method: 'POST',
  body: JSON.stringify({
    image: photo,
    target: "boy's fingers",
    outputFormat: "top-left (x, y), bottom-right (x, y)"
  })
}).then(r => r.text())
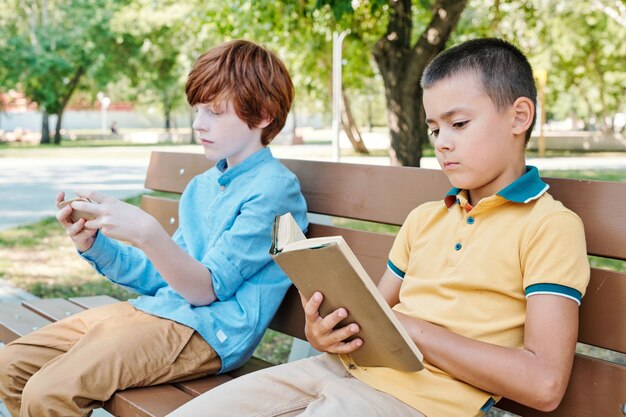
top-left (319, 308), bottom-right (349, 333)
top-left (76, 190), bottom-right (109, 203)
top-left (84, 218), bottom-right (100, 230)
top-left (71, 201), bottom-right (101, 215)
top-left (303, 292), bottom-right (323, 319)
top-left (56, 206), bottom-right (72, 225)
top-left (328, 322), bottom-right (359, 343)
top-left (332, 338), bottom-right (363, 354)
top-left (66, 218), bottom-right (85, 236)
top-left (55, 191), bottom-right (65, 208)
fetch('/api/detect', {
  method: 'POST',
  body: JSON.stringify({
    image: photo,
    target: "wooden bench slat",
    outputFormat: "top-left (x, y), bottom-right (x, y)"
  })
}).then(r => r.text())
top-left (144, 152), bottom-right (213, 193)
top-left (104, 385), bottom-right (194, 417)
top-left (579, 268), bottom-right (626, 354)
top-left (141, 195), bottom-right (179, 236)
top-left (23, 298), bottom-right (85, 322)
top-left (498, 353), bottom-right (626, 417)
top-left (69, 295), bottom-right (120, 309)
top-left (0, 302), bottom-right (53, 343)
top-left (173, 375), bottom-right (234, 397)
top-left (283, 159), bottom-right (451, 226)
top-left (545, 177), bottom-right (626, 261)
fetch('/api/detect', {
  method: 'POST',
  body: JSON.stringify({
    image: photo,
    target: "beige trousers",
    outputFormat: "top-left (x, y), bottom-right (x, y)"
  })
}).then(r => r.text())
top-left (166, 353), bottom-right (426, 417)
top-left (0, 302), bottom-right (221, 417)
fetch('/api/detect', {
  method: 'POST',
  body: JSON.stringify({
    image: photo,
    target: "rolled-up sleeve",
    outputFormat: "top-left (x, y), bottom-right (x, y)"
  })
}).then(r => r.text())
top-left (202, 176), bottom-right (306, 301)
top-left (80, 232), bottom-right (168, 295)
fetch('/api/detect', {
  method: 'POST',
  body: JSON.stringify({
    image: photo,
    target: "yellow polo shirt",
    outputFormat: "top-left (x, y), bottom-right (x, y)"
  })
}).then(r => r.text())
top-left (340, 166), bottom-right (590, 417)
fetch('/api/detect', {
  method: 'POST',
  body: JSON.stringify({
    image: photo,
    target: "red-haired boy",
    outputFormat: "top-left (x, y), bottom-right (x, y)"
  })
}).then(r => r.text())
top-left (0, 40), bottom-right (308, 417)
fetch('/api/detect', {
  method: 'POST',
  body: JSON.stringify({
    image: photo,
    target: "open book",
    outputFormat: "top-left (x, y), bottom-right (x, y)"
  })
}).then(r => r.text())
top-left (271, 213), bottom-right (424, 372)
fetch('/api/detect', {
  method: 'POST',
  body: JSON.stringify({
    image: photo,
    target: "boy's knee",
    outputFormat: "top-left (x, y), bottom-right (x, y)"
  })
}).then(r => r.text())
top-left (0, 344), bottom-right (20, 390)
top-left (21, 371), bottom-right (69, 415)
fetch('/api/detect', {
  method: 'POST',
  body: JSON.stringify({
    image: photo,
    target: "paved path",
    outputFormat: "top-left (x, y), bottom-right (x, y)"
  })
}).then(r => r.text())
top-left (0, 157), bottom-right (148, 231)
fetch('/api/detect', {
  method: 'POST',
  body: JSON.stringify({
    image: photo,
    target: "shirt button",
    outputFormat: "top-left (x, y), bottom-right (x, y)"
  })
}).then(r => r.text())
top-left (467, 217), bottom-right (475, 225)
top-left (455, 243), bottom-right (462, 251)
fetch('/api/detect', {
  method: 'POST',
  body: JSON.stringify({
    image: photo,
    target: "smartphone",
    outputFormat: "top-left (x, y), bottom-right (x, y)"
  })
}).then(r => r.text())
top-left (59, 197), bottom-right (96, 223)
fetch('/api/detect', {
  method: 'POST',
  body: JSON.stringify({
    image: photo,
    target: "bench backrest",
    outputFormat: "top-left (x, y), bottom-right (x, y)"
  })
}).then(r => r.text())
top-left (142, 151), bottom-right (625, 417)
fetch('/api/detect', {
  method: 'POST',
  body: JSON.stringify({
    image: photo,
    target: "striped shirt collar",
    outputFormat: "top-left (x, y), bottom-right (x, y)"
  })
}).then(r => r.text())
top-left (444, 166), bottom-right (549, 208)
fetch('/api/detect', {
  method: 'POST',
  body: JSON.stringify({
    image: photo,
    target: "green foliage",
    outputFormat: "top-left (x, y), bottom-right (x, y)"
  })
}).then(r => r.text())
top-left (0, 0), bottom-right (132, 142)
top-left (0, 217), bottom-right (60, 248)
top-left (253, 329), bottom-right (294, 364)
top-left (106, 1), bottom-right (203, 132)
top-left (454, 0), bottom-right (626, 130)
top-left (27, 279), bottom-right (134, 300)
top-left (2, 0), bottom-right (624, 153)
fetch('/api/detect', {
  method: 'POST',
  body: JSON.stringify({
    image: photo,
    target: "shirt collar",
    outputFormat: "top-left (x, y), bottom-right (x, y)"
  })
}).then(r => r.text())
top-left (444, 166), bottom-right (549, 208)
top-left (216, 147), bottom-right (273, 186)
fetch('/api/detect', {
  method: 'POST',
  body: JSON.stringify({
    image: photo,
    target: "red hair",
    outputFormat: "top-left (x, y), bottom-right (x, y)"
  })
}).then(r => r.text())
top-left (185, 40), bottom-right (294, 145)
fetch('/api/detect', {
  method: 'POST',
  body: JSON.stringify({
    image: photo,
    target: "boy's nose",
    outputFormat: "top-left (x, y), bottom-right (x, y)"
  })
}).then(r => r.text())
top-left (434, 134), bottom-right (454, 152)
top-left (192, 116), bottom-right (207, 132)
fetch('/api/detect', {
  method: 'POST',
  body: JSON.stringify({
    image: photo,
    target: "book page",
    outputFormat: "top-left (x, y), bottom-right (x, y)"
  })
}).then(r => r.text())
top-left (272, 213), bottom-right (306, 254)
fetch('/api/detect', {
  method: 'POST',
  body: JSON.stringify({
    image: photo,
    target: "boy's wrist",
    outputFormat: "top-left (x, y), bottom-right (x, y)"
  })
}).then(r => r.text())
top-left (134, 215), bottom-right (165, 250)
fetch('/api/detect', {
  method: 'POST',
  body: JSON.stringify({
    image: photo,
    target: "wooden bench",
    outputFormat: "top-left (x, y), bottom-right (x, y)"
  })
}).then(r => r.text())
top-left (1, 150), bottom-right (624, 417)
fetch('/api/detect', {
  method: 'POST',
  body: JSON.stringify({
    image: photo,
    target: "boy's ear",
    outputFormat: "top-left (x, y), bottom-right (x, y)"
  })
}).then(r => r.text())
top-left (511, 97), bottom-right (534, 136)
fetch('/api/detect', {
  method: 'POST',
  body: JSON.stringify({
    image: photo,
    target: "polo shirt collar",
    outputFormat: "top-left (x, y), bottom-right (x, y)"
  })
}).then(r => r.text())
top-left (444, 165), bottom-right (549, 208)
top-left (216, 147), bottom-right (273, 186)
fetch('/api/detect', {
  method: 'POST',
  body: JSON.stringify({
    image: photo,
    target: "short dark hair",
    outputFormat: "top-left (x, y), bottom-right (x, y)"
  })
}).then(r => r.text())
top-left (186, 40), bottom-right (294, 145)
top-left (421, 38), bottom-right (537, 143)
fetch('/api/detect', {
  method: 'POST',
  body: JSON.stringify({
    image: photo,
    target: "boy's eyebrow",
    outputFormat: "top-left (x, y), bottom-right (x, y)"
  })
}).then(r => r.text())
top-left (425, 107), bottom-right (468, 124)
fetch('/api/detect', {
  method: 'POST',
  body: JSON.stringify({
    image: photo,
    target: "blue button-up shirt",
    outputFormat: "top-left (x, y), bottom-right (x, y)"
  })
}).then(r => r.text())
top-left (81, 148), bottom-right (308, 372)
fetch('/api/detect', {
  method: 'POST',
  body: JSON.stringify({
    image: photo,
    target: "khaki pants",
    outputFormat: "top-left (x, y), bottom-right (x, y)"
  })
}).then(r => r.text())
top-left (166, 353), bottom-right (426, 417)
top-left (0, 302), bottom-right (221, 417)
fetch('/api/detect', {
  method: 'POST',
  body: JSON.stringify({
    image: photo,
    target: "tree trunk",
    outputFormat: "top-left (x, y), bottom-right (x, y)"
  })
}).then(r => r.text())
top-left (50, 66), bottom-right (85, 145)
top-left (372, 0), bottom-right (467, 166)
top-left (163, 95), bottom-right (172, 142)
top-left (54, 108), bottom-right (64, 144)
top-left (40, 110), bottom-right (50, 144)
top-left (341, 91), bottom-right (368, 154)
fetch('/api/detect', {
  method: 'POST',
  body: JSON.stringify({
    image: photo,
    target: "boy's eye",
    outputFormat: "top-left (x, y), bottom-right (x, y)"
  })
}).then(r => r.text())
top-left (429, 129), bottom-right (439, 138)
top-left (452, 121), bottom-right (468, 129)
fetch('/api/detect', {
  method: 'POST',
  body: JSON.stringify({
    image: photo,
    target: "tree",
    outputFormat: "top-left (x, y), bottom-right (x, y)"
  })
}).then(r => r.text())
top-left (112, 1), bottom-right (199, 141)
top-left (454, 0), bottom-right (626, 133)
top-left (0, 0), bottom-right (129, 144)
top-left (313, 0), bottom-right (467, 166)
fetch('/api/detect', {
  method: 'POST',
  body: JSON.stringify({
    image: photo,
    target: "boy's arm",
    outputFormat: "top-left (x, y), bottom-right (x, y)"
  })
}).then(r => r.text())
top-left (396, 294), bottom-right (578, 412)
top-left (74, 191), bottom-right (217, 306)
top-left (136, 222), bottom-right (217, 306)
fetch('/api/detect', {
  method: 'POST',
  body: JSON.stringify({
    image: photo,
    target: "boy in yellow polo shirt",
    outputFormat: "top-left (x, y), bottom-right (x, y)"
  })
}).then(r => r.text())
top-left (167, 38), bottom-right (590, 417)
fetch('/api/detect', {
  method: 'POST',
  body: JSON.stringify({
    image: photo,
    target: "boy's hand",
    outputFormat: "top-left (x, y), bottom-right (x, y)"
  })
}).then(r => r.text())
top-left (300, 291), bottom-right (363, 354)
top-left (56, 192), bottom-right (97, 253)
top-left (71, 190), bottom-right (159, 247)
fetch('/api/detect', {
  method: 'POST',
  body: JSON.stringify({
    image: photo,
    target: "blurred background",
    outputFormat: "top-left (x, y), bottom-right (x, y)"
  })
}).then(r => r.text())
top-left (0, 0), bottom-right (624, 165)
